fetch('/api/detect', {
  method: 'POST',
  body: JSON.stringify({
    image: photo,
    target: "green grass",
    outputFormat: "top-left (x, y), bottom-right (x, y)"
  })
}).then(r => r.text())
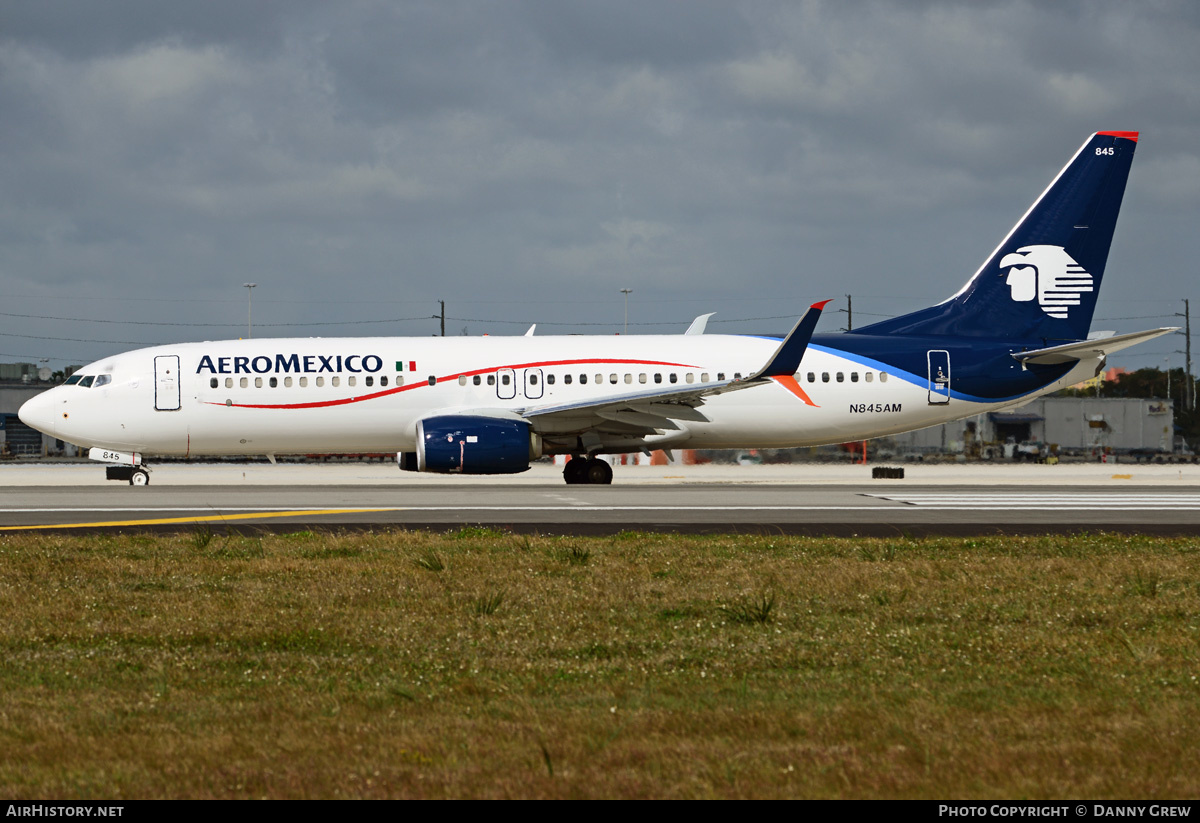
top-left (0, 530), bottom-right (1198, 798)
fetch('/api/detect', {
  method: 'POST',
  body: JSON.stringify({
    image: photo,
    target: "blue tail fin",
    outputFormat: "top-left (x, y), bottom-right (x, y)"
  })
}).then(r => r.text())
top-left (854, 131), bottom-right (1139, 343)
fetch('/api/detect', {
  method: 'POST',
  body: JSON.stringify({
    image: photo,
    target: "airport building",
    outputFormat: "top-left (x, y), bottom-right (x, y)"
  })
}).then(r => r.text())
top-left (886, 397), bottom-right (1176, 459)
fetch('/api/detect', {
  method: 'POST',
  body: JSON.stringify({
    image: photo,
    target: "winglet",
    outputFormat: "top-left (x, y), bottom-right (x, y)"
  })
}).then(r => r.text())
top-left (745, 300), bottom-right (829, 380)
top-left (684, 312), bottom-right (715, 335)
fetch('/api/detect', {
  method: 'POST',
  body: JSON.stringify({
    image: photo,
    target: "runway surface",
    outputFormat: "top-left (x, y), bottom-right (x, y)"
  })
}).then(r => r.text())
top-left (2, 462), bottom-right (1199, 534)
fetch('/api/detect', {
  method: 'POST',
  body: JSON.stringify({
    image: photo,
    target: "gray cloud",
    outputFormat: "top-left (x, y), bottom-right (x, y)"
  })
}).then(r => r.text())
top-left (0, 0), bottom-right (1197, 368)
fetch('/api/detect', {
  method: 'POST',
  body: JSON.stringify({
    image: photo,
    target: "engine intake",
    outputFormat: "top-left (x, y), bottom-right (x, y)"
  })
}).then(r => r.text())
top-left (401, 414), bottom-right (541, 474)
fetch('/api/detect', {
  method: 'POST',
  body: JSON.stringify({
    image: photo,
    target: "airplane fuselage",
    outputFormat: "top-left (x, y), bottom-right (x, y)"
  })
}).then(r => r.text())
top-left (22, 332), bottom-right (1095, 458)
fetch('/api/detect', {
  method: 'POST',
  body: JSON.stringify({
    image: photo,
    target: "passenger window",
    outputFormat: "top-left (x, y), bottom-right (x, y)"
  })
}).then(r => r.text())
top-left (865, 372), bottom-right (873, 383)
top-left (365, 376), bottom-right (373, 387)
top-left (639, 374), bottom-right (647, 383)
top-left (669, 373), bottom-right (678, 384)
top-left (501, 374), bottom-right (510, 386)
top-left (850, 372), bottom-right (859, 383)
top-left (240, 377), bottom-right (248, 389)
top-left (285, 377), bottom-right (293, 387)
top-left (427, 376), bottom-right (436, 386)
top-left (822, 373), bottom-right (830, 383)
top-left (396, 376), bottom-right (403, 386)
top-left (580, 374), bottom-right (587, 384)
top-left (225, 378), bottom-right (233, 389)
top-left (79, 376), bottom-right (95, 388)
top-left (300, 377), bottom-right (307, 387)
top-left (564, 374), bottom-right (573, 385)
top-left (623, 374), bottom-right (632, 384)
top-left (685, 373), bottom-right (695, 384)
top-left (530, 375), bottom-right (539, 385)
top-left (717, 373), bottom-right (725, 381)
top-left (701, 373), bottom-right (709, 383)
top-left (597, 374), bottom-right (604, 384)
top-left (210, 378), bottom-right (218, 389)
top-left (316, 377), bottom-right (324, 387)
top-left (807, 372), bottom-right (816, 383)
top-left (458, 376), bottom-right (467, 386)
top-left (332, 377), bottom-right (340, 387)
top-left (380, 376), bottom-right (388, 387)
top-left (487, 375), bottom-right (496, 386)
top-left (836, 373), bottom-right (844, 383)
top-left (269, 377), bottom-right (278, 388)
top-left (255, 377), bottom-right (263, 388)
top-left (880, 372), bottom-right (889, 383)
top-left (547, 374), bottom-right (555, 385)
top-left (472, 375), bottom-right (481, 386)
top-left (348, 376), bottom-right (356, 387)
top-left (654, 373), bottom-right (662, 384)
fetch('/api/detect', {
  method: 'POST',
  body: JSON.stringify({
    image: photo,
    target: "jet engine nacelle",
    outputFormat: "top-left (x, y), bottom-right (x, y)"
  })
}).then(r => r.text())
top-left (400, 414), bottom-right (542, 474)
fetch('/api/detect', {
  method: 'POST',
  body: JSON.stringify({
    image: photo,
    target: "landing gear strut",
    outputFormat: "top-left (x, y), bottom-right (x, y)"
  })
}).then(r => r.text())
top-left (563, 456), bottom-right (613, 485)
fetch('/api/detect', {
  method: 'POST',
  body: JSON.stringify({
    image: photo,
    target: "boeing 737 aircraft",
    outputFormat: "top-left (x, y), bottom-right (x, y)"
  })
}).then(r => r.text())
top-left (19, 131), bottom-right (1172, 485)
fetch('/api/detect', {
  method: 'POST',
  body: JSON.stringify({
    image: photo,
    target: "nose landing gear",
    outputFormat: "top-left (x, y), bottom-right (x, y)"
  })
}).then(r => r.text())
top-left (104, 465), bottom-right (151, 485)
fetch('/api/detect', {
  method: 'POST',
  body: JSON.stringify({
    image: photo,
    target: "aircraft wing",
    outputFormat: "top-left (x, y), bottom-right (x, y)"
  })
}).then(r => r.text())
top-left (519, 301), bottom-right (829, 436)
top-left (1012, 327), bottom-right (1177, 365)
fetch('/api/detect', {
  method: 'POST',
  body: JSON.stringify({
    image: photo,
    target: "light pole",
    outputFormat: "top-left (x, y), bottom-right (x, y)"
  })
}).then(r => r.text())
top-left (620, 288), bottom-right (632, 335)
top-left (244, 283), bottom-right (257, 338)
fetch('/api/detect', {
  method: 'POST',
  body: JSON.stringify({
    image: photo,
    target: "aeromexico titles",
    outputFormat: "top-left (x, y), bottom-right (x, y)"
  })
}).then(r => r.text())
top-left (19, 131), bottom-right (1173, 485)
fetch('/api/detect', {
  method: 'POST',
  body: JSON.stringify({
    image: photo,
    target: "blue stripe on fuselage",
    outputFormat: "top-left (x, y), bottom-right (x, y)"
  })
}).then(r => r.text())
top-left (739, 333), bottom-right (1074, 403)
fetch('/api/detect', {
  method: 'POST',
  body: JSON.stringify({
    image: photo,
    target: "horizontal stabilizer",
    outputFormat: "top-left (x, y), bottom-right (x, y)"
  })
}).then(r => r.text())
top-left (1012, 327), bottom-right (1176, 365)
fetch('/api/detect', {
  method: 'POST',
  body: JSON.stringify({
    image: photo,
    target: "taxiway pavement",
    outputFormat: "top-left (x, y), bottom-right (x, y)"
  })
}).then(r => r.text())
top-left (1, 461), bottom-right (1196, 535)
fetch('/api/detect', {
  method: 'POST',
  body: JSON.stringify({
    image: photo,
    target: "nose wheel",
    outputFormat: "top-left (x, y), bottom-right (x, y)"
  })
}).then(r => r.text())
top-left (563, 457), bottom-right (613, 485)
top-left (104, 465), bottom-right (151, 485)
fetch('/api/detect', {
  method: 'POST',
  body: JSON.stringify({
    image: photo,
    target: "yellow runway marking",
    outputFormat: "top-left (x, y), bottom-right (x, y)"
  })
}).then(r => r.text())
top-left (0, 508), bottom-right (398, 531)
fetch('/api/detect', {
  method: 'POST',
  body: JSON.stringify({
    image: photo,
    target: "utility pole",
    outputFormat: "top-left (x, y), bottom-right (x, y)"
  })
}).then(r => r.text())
top-left (838, 294), bottom-right (853, 331)
top-left (243, 283), bottom-right (257, 338)
top-left (620, 288), bottom-right (633, 334)
top-left (440, 300), bottom-right (445, 337)
top-left (1174, 299), bottom-right (1193, 411)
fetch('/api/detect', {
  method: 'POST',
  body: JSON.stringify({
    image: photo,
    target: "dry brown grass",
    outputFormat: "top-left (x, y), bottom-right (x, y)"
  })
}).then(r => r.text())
top-left (0, 529), bottom-right (1198, 798)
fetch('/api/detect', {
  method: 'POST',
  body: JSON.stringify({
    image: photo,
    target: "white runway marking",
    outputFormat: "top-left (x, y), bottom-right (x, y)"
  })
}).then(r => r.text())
top-left (867, 493), bottom-right (1200, 509)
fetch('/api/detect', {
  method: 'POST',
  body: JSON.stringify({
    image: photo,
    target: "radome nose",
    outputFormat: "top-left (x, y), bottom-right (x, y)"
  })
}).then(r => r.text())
top-left (18, 390), bottom-right (58, 437)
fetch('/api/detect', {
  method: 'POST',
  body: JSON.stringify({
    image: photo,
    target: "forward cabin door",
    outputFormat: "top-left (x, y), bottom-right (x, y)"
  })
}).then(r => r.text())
top-left (927, 350), bottom-right (950, 405)
top-left (154, 355), bottom-right (181, 411)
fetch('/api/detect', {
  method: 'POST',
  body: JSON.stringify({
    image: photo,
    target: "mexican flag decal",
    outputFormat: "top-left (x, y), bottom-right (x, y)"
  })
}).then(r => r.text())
top-left (396, 360), bottom-right (417, 372)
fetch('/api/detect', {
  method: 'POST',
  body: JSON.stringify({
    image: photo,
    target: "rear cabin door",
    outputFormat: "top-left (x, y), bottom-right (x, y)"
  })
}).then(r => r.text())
top-left (927, 350), bottom-right (950, 405)
top-left (154, 355), bottom-right (181, 411)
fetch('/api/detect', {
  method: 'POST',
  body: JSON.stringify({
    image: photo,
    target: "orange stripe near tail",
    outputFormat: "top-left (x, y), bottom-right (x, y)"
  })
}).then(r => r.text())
top-left (771, 375), bottom-right (818, 407)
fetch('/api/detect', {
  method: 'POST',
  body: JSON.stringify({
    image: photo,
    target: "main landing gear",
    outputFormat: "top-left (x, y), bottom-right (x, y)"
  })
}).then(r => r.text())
top-left (563, 456), bottom-right (613, 485)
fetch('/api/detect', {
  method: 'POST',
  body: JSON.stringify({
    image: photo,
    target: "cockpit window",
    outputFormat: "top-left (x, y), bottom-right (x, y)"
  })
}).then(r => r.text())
top-left (93, 374), bottom-right (112, 388)
top-left (78, 376), bottom-right (95, 388)
top-left (64, 375), bottom-right (82, 385)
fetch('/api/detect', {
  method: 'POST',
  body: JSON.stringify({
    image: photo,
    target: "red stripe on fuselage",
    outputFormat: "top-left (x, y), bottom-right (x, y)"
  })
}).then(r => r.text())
top-left (771, 374), bottom-right (819, 407)
top-left (204, 357), bottom-right (698, 410)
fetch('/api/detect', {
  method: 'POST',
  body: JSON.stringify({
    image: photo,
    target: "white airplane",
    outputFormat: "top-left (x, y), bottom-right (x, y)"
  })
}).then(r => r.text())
top-left (19, 131), bottom-right (1172, 485)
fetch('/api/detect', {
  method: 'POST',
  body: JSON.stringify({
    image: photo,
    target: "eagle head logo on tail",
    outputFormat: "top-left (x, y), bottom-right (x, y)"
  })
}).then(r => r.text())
top-left (998, 245), bottom-right (1093, 319)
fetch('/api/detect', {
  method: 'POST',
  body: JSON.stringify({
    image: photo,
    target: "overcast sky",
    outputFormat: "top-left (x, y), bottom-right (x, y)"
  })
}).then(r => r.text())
top-left (2, 0), bottom-right (1198, 369)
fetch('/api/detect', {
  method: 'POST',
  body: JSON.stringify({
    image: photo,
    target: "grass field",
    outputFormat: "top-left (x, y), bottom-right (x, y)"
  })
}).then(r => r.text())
top-left (0, 528), bottom-right (1197, 799)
